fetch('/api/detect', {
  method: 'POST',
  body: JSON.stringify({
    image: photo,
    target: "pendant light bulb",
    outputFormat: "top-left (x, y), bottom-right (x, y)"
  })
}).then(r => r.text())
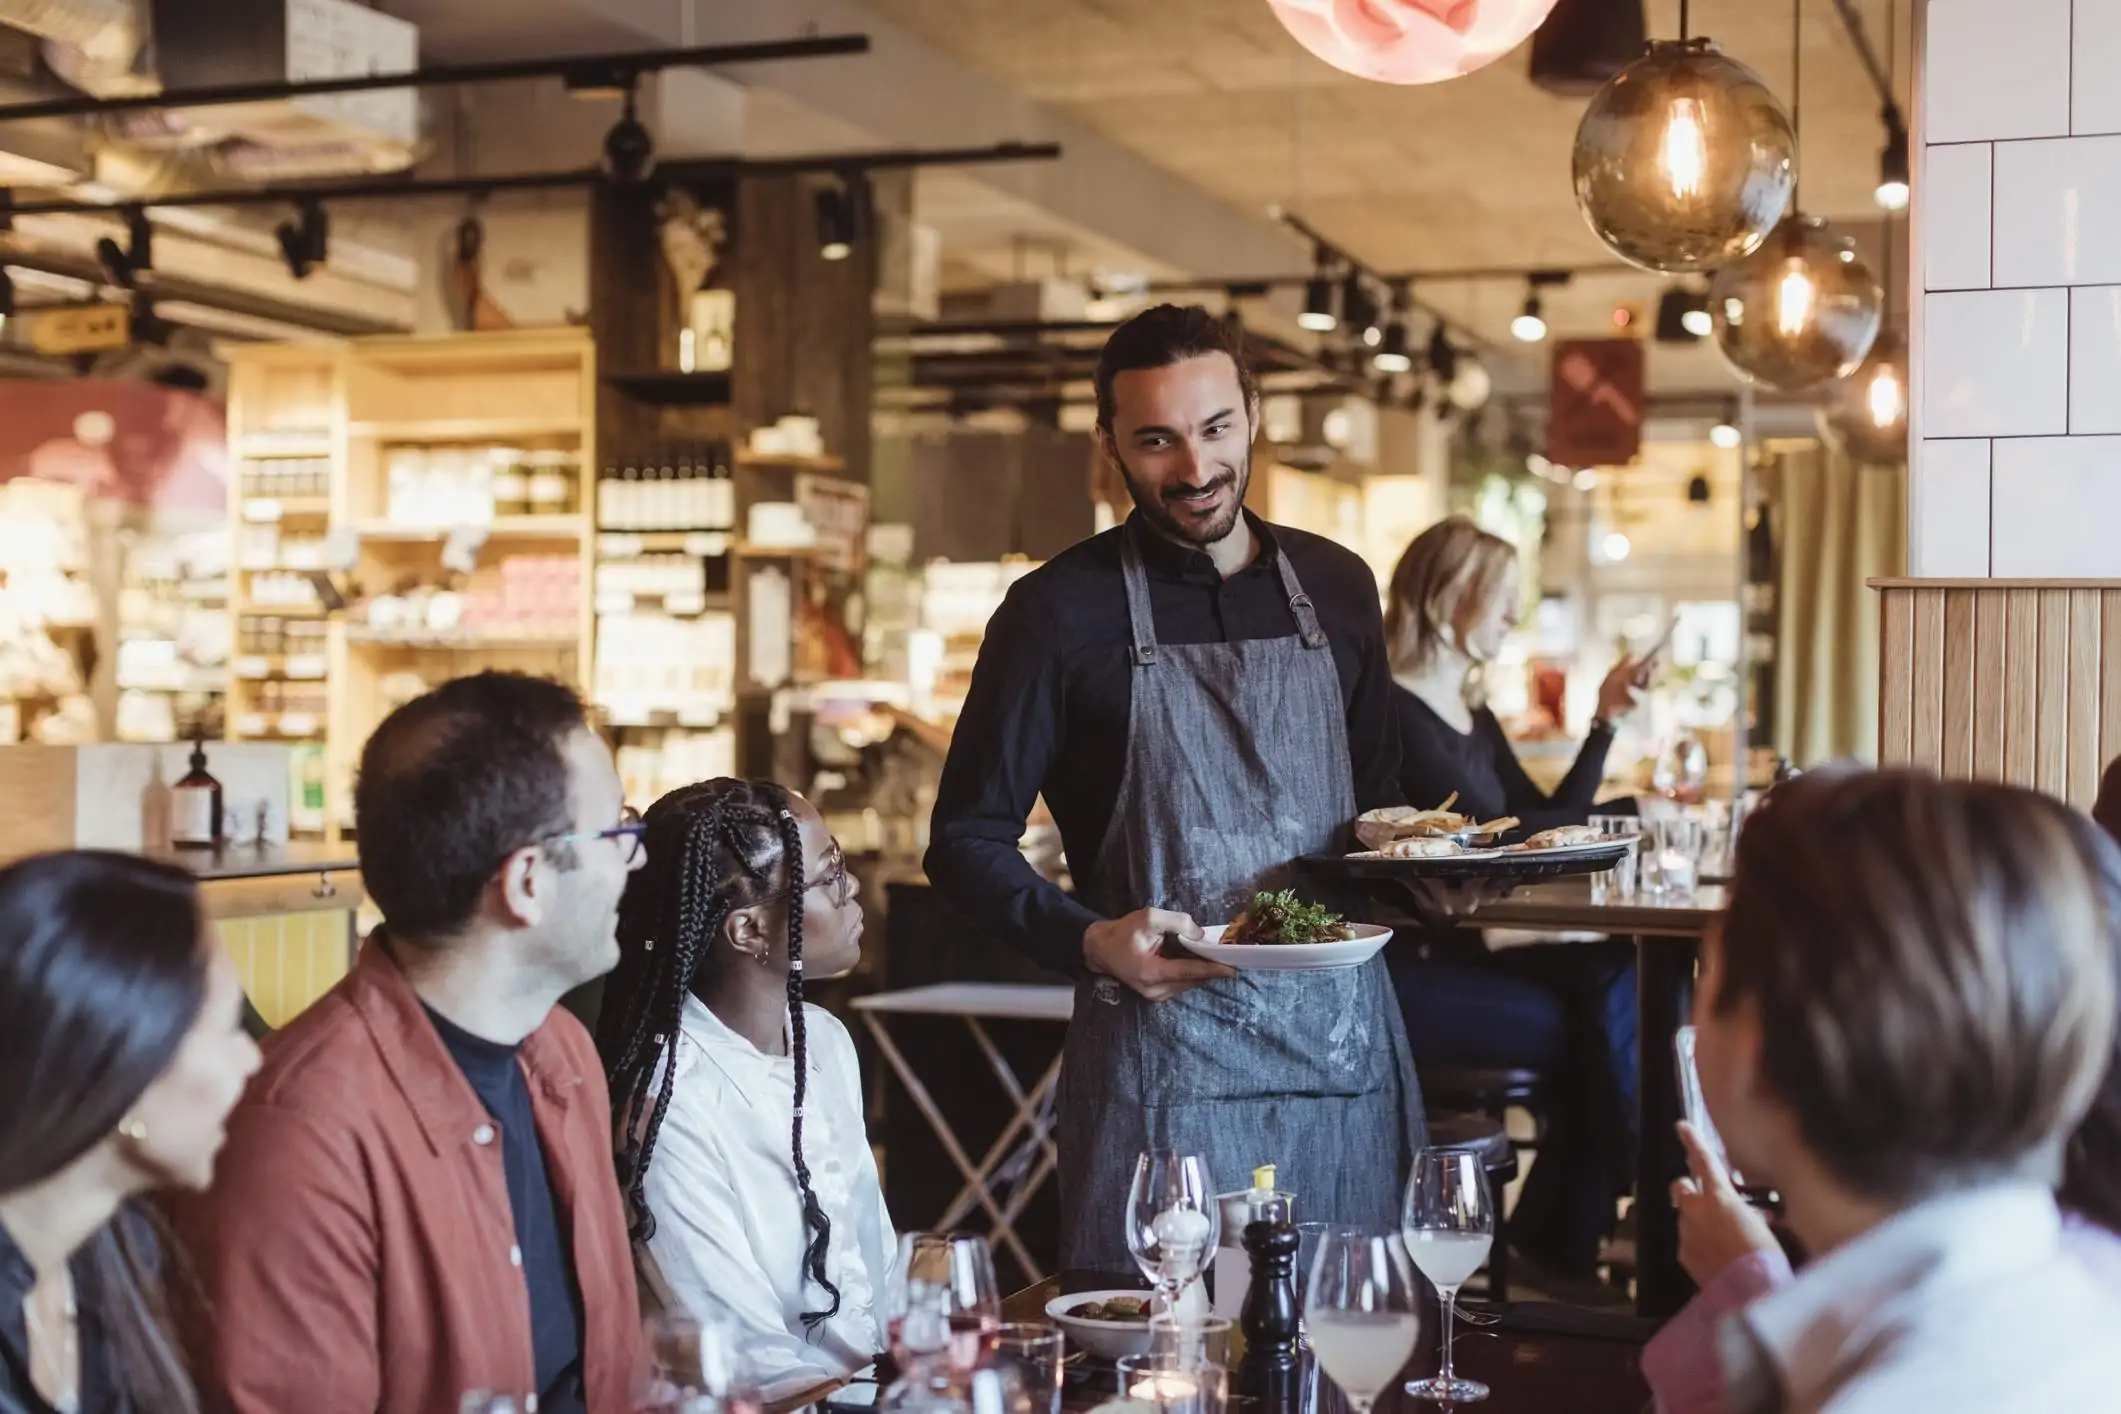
top-left (1572, 38), bottom-right (1796, 274)
top-left (1866, 362), bottom-right (1904, 428)
top-left (1821, 329), bottom-right (1909, 462)
top-left (1661, 97), bottom-right (1708, 200)
top-left (1710, 214), bottom-right (1884, 393)
top-left (1710, 413), bottom-right (1742, 449)
top-left (1875, 118), bottom-right (1911, 212)
top-left (1682, 306), bottom-right (1714, 338)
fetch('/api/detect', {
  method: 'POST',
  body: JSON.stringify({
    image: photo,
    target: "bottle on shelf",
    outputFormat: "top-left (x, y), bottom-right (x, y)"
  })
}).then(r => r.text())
top-left (171, 728), bottom-right (224, 851)
top-left (490, 448), bottom-right (530, 518)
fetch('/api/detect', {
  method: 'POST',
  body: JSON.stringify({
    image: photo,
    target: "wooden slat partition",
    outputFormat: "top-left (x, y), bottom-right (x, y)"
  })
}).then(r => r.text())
top-left (1876, 580), bottom-right (2121, 806)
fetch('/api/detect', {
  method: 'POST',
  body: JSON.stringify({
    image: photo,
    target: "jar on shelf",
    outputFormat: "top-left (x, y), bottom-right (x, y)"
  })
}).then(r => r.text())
top-left (489, 448), bottom-right (530, 518)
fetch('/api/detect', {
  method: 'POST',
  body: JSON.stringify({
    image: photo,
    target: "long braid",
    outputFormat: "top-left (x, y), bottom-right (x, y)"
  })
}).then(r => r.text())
top-left (597, 778), bottom-right (842, 1325)
top-left (776, 800), bottom-right (842, 1327)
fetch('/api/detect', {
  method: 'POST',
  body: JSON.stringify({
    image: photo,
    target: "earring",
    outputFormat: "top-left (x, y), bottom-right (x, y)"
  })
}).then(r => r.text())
top-left (118, 1118), bottom-right (148, 1143)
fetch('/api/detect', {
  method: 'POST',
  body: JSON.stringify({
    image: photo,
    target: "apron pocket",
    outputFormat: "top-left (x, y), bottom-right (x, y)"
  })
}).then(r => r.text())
top-left (1133, 966), bottom-right (1394, 1104)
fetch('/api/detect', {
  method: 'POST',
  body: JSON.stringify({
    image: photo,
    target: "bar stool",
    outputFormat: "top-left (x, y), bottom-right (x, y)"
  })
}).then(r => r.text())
top-left (1423, 1110), bottom-right (1521, 1302)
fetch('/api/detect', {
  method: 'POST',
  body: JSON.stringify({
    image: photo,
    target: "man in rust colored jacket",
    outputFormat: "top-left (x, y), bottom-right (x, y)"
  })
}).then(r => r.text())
top-left (176, 673), bottom-right (649, 1414)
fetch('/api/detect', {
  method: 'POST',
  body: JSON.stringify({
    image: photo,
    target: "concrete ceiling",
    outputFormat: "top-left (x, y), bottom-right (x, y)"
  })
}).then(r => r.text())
top-left (373, 0), bottom-right (1912, 392)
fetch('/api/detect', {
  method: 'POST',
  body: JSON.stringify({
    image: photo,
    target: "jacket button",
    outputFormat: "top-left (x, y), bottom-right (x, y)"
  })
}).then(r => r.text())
top-left (510, 1243), bottom-right (523, 1268)
top-left (525, 1397), bottom-right (539, 1414)
top-left (472, 1124), bottom-right (495, 1146)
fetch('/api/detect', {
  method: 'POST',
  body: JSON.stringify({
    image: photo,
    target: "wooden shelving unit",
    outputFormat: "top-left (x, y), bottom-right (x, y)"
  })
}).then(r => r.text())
top-left (223, 329), bottom-right (596, 839)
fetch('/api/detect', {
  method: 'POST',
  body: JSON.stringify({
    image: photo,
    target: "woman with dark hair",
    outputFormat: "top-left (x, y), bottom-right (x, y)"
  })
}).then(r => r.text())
top-left (0, 850), bottom-right (261, 1414)
top-left (1642, 780), bottom-right (2121, 1412)
top-left (597, 779), bottom-right (892, 1400)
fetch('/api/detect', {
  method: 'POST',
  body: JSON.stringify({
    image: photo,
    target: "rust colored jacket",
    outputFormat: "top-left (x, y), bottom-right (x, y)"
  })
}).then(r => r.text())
top-left (174, 938), bottom-right (642, 1414)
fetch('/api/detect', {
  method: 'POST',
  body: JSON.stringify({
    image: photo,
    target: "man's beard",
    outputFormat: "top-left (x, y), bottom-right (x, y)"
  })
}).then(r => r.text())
top-left (1115, 447), bottom-right (1252, 548)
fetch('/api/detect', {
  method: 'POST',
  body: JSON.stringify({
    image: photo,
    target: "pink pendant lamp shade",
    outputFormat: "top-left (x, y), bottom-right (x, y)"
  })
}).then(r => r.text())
top-left (1267, 0), bottom-right (1563, 85)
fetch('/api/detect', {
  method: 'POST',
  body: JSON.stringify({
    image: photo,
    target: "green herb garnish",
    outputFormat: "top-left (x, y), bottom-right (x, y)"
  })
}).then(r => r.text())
top-left (1230, 889), bottom-right (1353, 944)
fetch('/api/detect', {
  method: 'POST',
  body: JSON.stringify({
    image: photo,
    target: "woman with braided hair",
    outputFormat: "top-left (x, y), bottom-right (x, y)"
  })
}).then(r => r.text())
top-left (596, 778), bottom-right (893, 1401)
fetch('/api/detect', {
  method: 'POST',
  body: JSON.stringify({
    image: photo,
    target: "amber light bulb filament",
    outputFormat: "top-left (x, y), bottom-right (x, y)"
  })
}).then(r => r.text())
top-left (1775, 259), bottom-right (1814, 337)
top-left (1662, 98), bottom-right (1709, 202)
top-left (1867, 363), bottom-right (1905, 429)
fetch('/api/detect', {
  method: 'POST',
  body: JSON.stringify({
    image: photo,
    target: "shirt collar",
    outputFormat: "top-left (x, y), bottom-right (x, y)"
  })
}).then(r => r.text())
top-left (1726, 1182), bottom-right (2063, 1414)
top-left (1126, 508), bottom-right (1279, 583)
top-left (351, 929), bottom-right (586, 1155)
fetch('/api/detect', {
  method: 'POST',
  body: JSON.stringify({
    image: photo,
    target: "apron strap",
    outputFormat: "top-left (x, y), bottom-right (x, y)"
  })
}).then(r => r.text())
top-left (1118, 521), bottom-right (1162, 666)
top-left (1275, 548), bottom-right (1332, 650)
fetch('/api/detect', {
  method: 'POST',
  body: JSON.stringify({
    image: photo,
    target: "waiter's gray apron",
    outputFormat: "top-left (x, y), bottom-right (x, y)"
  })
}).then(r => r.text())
top-left (1055, 523), bottom-right (1425, 1271)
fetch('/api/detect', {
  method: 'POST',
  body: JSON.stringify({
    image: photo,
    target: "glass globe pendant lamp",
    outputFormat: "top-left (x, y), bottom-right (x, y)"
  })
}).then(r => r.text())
top-left (1709, 213), bottom-right (1883, 393)
top-left (1820, 328), bottom-right (1908, 462)
top-left (1572, 37), bottom-right (1796, 273)
top-left (1265, 0), bottom-right (1562, 86)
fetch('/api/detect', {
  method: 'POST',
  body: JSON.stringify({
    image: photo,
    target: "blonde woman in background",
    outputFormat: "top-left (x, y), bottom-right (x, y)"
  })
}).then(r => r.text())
top-left (1383, 515), bottom-right (1650, 1297)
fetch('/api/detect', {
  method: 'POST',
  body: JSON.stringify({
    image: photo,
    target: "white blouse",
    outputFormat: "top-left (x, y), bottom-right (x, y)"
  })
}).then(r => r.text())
top-left (642, 994), bottom-right (898, 1400)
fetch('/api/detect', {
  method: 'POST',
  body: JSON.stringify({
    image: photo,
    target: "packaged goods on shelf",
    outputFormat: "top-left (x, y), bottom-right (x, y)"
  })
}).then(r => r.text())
top-left (595, 610), bottom-right (736, 725)
top-left (616, 727), bottom-right (737, 807)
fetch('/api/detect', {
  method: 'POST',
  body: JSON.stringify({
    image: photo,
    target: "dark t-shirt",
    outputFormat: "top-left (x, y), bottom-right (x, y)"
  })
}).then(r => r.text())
top-left (425, 1005), bottom-right (586, 1414)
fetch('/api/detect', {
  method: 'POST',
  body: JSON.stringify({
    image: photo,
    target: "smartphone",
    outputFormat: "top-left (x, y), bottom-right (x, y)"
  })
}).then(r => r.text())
top-left (1675, 1025), bottom-right (1741, 1185)
top-left (822, 1369), bottom-right (880, 1412)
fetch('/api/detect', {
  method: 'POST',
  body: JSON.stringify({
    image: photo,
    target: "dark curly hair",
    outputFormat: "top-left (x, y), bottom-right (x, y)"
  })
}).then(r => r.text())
top-left (596, 778), bottom-right (841, 1326)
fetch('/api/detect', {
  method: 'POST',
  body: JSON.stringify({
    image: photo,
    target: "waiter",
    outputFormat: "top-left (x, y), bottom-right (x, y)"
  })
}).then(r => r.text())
top-left (925, 304), bottom-right (1424, 1269)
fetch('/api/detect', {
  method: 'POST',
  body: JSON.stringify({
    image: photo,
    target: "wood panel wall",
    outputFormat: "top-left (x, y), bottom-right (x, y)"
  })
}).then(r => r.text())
top-left (1876, 580), bottom-right (2121, 806)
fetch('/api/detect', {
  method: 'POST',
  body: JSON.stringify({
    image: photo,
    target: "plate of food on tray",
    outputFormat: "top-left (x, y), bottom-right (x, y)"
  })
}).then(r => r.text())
top-left (1178, 890), bottom-right (1394, 971)
top-left (1354, 793), bottom-right (1520, 852)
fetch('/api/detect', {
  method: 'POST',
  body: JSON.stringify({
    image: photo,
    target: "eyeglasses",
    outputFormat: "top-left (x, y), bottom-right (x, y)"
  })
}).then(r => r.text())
top-left (545, 805), bottom-right (647, 866)
top-left (803, 847), bottom-right (853, 907)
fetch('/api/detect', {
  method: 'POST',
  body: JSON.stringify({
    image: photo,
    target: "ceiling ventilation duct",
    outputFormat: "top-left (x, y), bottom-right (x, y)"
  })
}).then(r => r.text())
top-left (1529, 0), bottom-right (1646, 98)
top-left (125, 0), bottom-right (423, 179)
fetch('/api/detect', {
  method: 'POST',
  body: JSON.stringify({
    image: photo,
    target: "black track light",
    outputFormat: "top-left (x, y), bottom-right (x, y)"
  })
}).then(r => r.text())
top-left (1373, 321), bottom-right (1412, 374)
top-left (1299, 245), bottom-right (1338, 332)
top-left (276, 200), bottom-right (329, 280)
top-left (1687, 471), bottom-right (1713, 504)
top-left (131, 298), bottom-right (171, 347)
top-left (124, 205), bottom-right (151, 272)
top-left (1511, 292), bottom-right (1547, 343)
top-left (602, 84), bottom-right (656, 185)
top-left (1425, 324), bottom-right (1459, 384)
top-left (1342, 269), bottom-right (1379, 346)
top-left (815, 179), bottom-right (853, 262)
top-left (1876, 108), bottom-right (1911, 212)
top-left (1656, 287), bottom-right (1712, 342)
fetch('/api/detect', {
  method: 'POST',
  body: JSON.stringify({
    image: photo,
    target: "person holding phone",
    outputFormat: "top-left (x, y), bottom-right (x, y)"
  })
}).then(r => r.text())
top-left (1382, 516), bottom-right (1651, 1293)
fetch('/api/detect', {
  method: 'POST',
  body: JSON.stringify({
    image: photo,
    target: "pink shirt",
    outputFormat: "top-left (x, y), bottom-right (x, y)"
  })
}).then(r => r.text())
top-left (1642, 1214), bottom-right (2121, 1414)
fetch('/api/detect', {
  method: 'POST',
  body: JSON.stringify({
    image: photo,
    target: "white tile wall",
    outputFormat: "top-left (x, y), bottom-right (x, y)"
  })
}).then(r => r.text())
top-left (1924, 142), bottom-right (1992, 291)
top-left (1924, 0), bottom-right (2072, 143)
top-left (1923, 288), bottom-right (2071, 438)
top-left (1990, 437), bottom-right (2121, 577)
top-left (2075, 0), bottom-right (2121, 137)
top-left (1909, 2), bottom-right (2121, 578)
top-left (1911, 439), bottom-right (1992, 577)
top-left (1993, 136), bottom-right (2121, 287)
top-left (2071, 287), bottom-right (2121, 435)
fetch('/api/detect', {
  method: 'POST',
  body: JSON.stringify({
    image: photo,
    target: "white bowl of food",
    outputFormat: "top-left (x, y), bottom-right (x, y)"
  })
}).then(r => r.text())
top-left (1179, 891), bottom-right (1393, 971)
top-left (1045, 1289), bottom-right (1155, 1361)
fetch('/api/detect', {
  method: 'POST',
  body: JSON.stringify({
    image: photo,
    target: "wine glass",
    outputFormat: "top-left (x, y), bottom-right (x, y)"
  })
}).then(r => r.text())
top-left (1301, 1231), bottom-right (1421, 1414)
top-left (884, 1233), bottom-right (1002, 1370)
top-left (1402, 1147), bottom-right (1496, 1404)
top-left (1125, 1151), bottom-right (1219, 1315)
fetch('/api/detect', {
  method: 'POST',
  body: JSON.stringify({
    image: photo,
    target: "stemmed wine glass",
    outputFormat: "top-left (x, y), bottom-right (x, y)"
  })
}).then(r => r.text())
top-left (1302, 1231), bottom-right (1421, 1414)
top-left (1401, 1146), bottom-right (1496, 1404)
top-left (883, 1233), bottom-right (1002, 1371)
top-left (1125, 1150), bottom-right (1219, 1315)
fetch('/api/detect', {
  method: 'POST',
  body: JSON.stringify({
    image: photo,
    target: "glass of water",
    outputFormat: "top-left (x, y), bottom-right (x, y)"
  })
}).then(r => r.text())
top-left (1148, 1313), bottom-right (1233, 1368)
top-left (1587, 814), bottom-right (1639, 902)
top-left (995, 1322), bottom-right (1066, 1414)
top-left (1649, 811), bottom-right (1705, 898)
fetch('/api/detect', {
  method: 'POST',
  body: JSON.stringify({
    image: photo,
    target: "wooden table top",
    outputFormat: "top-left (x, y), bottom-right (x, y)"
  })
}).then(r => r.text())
top-left (1007, 1274), bottom-right (1652, 1414)
top-left (1464, 880), bottom-right (1725, 938)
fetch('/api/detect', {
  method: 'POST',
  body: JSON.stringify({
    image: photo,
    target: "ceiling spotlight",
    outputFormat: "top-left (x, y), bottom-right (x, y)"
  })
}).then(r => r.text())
top-left (124, 205), bottom-right (152, 273)
top-left (1512, 291), bottom-right (1548, 343)
top-left (1656, 287), bottom-right (1711, 342)
top-left (130, 298), bottom-right (171, 347)
top-left (1341, 270), bottom-right (1379, 346)
top-left (1425, 324), bottom-right (1459, 385)
top-left (1372, 322), bottom-right (1412, 374)
top-left (1299, 246), bottom-right (1338, 332)
top-left (1710, 401), bottom-right (1742, 448)
top-left (275, 200), bottom-right (329, 280)
top-left (601, 83), bottom-right (656, 185)
top-left (1687, 471), bottom-right (1713, 503)
top-left (1875, 110), bottom-right (1911, 212)
top-left (815, 179), bottom-right (854, 262)
top-left (1601, 529), bottom-right (1633, 562)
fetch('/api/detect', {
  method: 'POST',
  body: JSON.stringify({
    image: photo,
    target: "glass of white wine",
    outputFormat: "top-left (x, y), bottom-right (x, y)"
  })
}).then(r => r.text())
top-left (1402, 1146), bottom-right (1496, 1404)
top-left (1302, 1231), bottom-right (1421, 1414)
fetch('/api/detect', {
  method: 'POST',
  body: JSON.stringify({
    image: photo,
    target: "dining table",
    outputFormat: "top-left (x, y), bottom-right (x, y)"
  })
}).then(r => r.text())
top-left (1005, 1272), bottom-right (1653, 1414)
top-left (1454, 880), bottom-right (1724, 1319)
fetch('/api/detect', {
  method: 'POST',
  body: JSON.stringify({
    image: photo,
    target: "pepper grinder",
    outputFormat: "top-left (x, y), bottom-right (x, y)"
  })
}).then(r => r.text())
top-left (1238, 1219), bottom-right (1302, 1412)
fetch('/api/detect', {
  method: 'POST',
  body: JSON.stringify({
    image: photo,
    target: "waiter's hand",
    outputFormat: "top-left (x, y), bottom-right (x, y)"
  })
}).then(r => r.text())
top-left (1084, 908), bottom-right (1234, 1002)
